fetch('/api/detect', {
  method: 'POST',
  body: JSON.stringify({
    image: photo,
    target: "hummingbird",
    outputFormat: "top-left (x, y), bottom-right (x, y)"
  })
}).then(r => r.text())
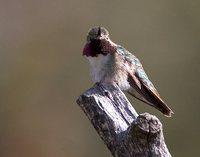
top-left (83, 27), bottom-right (173, 117)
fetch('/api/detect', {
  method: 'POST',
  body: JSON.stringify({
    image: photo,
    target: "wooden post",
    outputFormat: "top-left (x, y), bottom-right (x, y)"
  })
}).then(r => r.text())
top-left (77, 83), bottom-right (172, 157)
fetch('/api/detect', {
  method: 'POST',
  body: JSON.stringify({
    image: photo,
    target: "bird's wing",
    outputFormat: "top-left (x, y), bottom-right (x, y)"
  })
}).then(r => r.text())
top-left (116, 45), bottom-right (173, 117)
top-left (128, 67), bottom-right (173, 117)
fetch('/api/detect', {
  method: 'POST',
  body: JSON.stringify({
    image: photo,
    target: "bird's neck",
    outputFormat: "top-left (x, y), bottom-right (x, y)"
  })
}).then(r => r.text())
top-left (83, 39), bottom-right (117, 57)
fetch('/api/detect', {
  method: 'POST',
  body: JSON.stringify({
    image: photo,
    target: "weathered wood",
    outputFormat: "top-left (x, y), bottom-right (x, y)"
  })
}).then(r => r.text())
top-left (77, 83), bottom-right (172, 157)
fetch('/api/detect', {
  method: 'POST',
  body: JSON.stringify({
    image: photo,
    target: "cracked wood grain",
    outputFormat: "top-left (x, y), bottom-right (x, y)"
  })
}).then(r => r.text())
top-left (76, 83), bottom-right (172, 157)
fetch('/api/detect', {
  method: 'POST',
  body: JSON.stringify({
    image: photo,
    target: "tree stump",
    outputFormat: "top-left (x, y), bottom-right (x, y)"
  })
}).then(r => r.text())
top-left (76, 83), bottom-right (172, 157)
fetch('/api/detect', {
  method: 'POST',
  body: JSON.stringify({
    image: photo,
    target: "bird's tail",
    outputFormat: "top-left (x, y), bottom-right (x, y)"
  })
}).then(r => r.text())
top-left (128, 86), bottom-right (173, 117)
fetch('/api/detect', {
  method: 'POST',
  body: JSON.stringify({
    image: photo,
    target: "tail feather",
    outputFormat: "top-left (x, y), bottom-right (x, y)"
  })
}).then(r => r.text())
top-left (128, 88), bottom-right (173, 117)
top-left (128, 73), bottom-right (174, 117)
top-left (142, 83), bottom-right (173, 117)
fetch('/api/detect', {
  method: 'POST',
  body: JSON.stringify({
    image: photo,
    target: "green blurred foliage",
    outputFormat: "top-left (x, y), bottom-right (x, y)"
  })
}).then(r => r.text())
top-left (0, 0), bottom-right (199, 157)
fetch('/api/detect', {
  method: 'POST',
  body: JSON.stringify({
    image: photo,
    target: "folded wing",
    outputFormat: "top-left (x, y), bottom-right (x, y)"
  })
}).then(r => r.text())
top-left (127, 68), bottom-right (173, 117)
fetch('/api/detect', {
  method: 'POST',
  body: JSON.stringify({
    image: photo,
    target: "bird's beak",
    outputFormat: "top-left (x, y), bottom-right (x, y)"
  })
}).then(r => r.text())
top-left (97, 26), bottom-right (104, 40)
top-left (98, 26), bottom-right (101, 36)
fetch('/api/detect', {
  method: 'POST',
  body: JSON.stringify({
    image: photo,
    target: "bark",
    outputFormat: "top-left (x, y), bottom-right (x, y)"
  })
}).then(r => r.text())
top-left (76, 83), bottom-right (172, 157)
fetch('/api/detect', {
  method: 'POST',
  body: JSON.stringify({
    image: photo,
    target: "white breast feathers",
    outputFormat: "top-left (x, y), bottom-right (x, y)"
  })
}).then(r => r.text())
top-left (87, 54), bottom-right (111, 83)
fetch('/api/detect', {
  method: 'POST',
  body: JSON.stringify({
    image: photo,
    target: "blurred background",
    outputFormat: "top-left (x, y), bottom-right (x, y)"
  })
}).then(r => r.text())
top-left (0, 0), bottom-right (199, 157)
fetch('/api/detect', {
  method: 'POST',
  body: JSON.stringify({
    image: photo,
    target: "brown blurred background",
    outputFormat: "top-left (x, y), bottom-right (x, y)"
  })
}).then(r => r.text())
top-left (0, 0), bottom-right (199, 157)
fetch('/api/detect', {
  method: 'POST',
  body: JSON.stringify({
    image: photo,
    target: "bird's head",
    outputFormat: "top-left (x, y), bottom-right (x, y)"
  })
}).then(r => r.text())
top-left (83, 27), bottom-right (116, 57)
top-left (87, 26), bottom-right (109, 42)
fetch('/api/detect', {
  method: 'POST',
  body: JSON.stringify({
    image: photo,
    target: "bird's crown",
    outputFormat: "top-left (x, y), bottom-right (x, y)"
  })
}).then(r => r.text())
top-left (87, 27), bottom-right (109, 41)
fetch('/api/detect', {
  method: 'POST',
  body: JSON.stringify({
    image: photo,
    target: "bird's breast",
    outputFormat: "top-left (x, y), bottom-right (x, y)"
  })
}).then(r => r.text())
top-left (87, 53), bottom-right (133, 91)
top-left (88, 54), bottom-right (111, 83)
